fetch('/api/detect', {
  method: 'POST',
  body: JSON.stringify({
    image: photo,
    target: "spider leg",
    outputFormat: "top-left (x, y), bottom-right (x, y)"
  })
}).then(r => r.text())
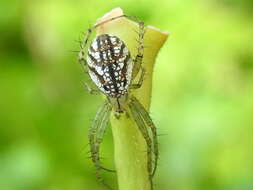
top-left (131, 19), bottom-right (146, 80)
top-left (130, 67), bottom-right (146, 89)
top-left (89, 100), bottom-right (115, 190)
top-left (78, 28), bottom-right (93, 71)
top-left (78, 28), bottom-right (102, 95)
top-left (130, 96), bottom-right (159, 178)
top-left (128, 99), bottom-right (154, 190)
top-left (84, 82), bottom-right (101, 95)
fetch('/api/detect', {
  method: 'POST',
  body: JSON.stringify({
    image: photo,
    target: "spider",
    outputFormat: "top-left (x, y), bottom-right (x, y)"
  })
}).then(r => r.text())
top-left (78, 15), bottom-right (158, 190)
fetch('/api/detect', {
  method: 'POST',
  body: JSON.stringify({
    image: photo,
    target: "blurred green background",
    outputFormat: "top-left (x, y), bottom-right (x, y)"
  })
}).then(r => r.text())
top-left (1, 0), bottom-right (253, 190)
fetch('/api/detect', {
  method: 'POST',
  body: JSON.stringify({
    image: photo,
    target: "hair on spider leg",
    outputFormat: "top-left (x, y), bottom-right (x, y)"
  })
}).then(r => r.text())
top-left (98, 177), bottom-right (115, 190)
top-left (133, 45), bottom-right (151, 53)
top-left (151, 156), bottom-right (160, 164)
top-left (69, 50), bottom-right (80, 54)
top-left (135, 38), bottom-right (144, 45)
top-left (99, 166), bottom-right (116, 173)
top-left (132, 28), bottom-right (144, 36)
top-left (78, 29), bottom-right (87, 37)
top-left (92, 164), bottom-right (116, 190)
top-left (143, 45), bottom-right (152, 49)
top-left (157, 133), bottom-right (169, 137)
top-left (75, 39), bottom-right (83, 45)
top-left (93, 157), bottom-right (116, 173)
top-left (134, 46), bottom-right (144, 53)
top-left (92, 14), bottom-right (127, 29)
top-left (86, 20), bottom-right (93, 29)
top-left (152, 123), bottom-right (168, 133)
top-left (80, 30), bottom-right (86, 36)
top-left (89, 160), bottom-right (116, 174)
top-left (129, 101), bottom-right (155, 183)
top-left (132, 28), bottom-right (139, 34)
top-left (85, 155), bottom-right (93, 160)
top-left (125, 15), bottom-right (143, 23)
top-left (79, 145), bottom-right (93, 161)
top-left (129, 96), bottom-right (159, 180)
top-left (85, 149), bottom-right (92, 157)
top-left (152, 154), bottom-right (167, 170)
top-left (80, 142), bottom-right (91, 152)
top-left (88, 101), bottom-right (114, 188)
top-left (88, 116), bottom-right (97, 123)
top-left (81, 65), bottom-right (89, 74)
top-left (78, 31), bottom-right (84, 40)
top-left (151, 180), bottom-right (158, 188)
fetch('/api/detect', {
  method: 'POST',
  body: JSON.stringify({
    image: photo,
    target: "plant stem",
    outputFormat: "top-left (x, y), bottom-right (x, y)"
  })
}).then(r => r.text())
top-left (96, 8), bottom-right (168, 190)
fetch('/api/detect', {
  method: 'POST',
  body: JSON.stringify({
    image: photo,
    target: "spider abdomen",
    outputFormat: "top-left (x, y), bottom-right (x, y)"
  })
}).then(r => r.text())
top-left (87, 34), bottom-right (132, 98)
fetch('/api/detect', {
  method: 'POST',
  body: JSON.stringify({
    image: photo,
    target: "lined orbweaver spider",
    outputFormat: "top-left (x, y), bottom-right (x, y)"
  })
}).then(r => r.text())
top-left (78, 15), bottom-right (158, 190)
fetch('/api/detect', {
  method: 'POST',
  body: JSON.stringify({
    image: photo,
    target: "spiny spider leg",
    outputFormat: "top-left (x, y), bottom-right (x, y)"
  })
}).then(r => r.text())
top-left (95, 103), bottom-right (115, 173)
top-left (132, 20), bottom-right (146, 80)
top-left (130, 96), bottom-right (159, 178)
top-left (78, 29), bottom-right (92, 68)
top-left (89, 100), bottom-right (115, 190)
top-left (84, 82), bottom-right (100, 95)
top-left (130, 67), bottom-right (146, 89)
top-left (128, 98), bottom-right (154, 190)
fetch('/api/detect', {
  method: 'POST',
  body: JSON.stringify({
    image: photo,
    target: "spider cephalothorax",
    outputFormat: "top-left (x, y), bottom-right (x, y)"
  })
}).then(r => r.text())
top-left (87, 34), bottom-right (132, 98)
top-left (78, 15), bottom-right (158, 190)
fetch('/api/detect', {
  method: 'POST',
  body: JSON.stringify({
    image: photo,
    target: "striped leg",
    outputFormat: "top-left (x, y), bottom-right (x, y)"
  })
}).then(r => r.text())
top-left (89, 100), bottom-right (114, 190)
top-left (130, 96), bottom-right (159, 178)
top-left (84, 82), bottom-right (100, 95)
top-left (130, 67), bottom-right (145, 89)
top-left (129, 98), bottom-right (154, 190)
top-left (131, 19), bottom-right (146, 80)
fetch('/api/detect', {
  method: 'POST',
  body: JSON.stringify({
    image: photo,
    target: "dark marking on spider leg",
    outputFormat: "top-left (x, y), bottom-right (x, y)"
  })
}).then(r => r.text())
top-left (116, 98), bottom-right (121, 113)
top-left (129, 99), bottom-right (154, 190)
top-left (70, 50), bottom-right (81, 53)
top-left (79, 28), bottom-right (92, 63)
top-left (100, 166), bottom-right (116, 173)
top-left (93, 15), bottom-right (127, 28)
top-left (89, 101), bottom-right (115, 190)
top-left (132, 20), bottom-right (146, 80)
top-left (78, 28), bottom-right (94, 77)
top-left (92, 14), bottom-right (144, 30)
top-left (84, 82), bottom-right (100, 95)
top-left (130, 96), bottom-right (159, 178)
top-left (94, 102), bottom-right (115, 174)
top-left (130, 67), bottom-right (146, 89)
